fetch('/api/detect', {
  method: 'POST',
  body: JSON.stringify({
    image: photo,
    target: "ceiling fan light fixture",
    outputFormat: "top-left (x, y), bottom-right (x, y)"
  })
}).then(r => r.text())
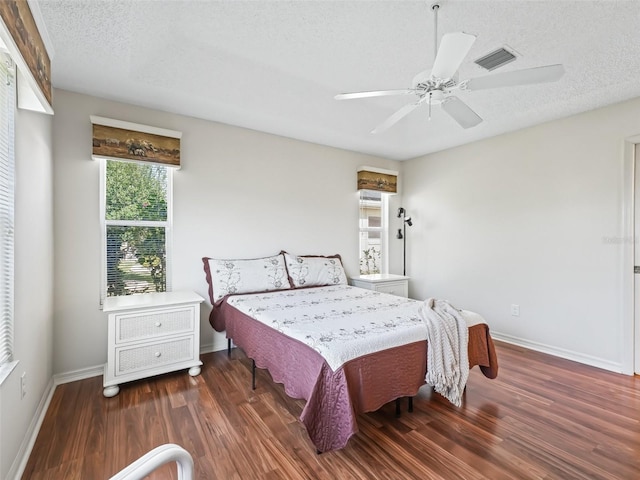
top-left (334, 2), bottom-right (563, 135)
top-left (474, 47), bottom-right (517, 71)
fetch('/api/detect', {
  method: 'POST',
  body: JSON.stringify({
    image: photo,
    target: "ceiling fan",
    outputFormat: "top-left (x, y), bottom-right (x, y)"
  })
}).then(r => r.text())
top-left (335, 2), bottom-right (565, 134)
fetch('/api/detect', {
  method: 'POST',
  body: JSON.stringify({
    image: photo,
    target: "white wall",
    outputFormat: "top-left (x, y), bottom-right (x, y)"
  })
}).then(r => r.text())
top-left (403, 96), bottom-right (640, 372)
top-left (0, 107), bottom-right (54, 478)
top-left (52, 89), bottom-right (401, 375)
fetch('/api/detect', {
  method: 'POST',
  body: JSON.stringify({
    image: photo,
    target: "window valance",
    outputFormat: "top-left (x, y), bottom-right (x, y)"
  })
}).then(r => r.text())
top-left (90, 116), bottom-right (182, 168)
top-left (357, 167), bottom-right (398, 193)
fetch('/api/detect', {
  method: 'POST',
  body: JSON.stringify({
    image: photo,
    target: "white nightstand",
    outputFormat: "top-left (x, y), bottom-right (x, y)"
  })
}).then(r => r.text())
top-left (102, 291), bottom-right (204, 397)
top-left (351, 274), bottom-right (409, 298)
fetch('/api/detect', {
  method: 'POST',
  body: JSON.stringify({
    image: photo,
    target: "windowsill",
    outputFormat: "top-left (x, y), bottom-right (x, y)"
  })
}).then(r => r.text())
top-left (0, 359), bottom-right (18, 386)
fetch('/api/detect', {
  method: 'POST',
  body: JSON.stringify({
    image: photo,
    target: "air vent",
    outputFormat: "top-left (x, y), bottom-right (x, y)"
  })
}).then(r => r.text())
top-left (474, 47), bottom-right (517, 71)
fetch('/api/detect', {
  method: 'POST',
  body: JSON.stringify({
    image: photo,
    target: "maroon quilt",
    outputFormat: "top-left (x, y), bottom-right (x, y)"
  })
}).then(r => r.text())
top-left (209, 295), bottom-right (499, 452)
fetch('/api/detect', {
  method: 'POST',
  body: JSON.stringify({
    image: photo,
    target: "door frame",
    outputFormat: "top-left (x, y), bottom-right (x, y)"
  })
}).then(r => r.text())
top-left (622, 135), bottom-right (640, 374)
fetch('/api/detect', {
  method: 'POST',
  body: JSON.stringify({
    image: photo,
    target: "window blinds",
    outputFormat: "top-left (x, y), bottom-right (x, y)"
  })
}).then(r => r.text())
top-left (0, 52), bottom-right (15, 365)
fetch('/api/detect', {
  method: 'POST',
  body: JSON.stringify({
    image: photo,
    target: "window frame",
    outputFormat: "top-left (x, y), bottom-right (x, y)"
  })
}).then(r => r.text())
top-left (358, 190), bottom-right (389, 275)
top-left (99, 158), bottom-right (173, 304)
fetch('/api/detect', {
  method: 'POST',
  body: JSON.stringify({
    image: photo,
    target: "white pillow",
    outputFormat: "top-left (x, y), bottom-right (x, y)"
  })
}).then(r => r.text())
top-left (284, 253), bottom-right (348, 288)
top-left (207, 254), bottom-right (289, 302)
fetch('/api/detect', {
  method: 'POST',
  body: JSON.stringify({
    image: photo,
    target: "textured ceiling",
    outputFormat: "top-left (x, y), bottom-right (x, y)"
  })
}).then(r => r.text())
top-left (37, 0), bottom-right (640, 160)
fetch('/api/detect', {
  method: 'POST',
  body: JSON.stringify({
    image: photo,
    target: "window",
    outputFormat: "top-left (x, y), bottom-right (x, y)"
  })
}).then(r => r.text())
top-left (359, 190), bottom-right (388, 274)
top-left (0, 52), bottom-right (15, 366)
top-left (101, 159), bottom-right (172, 300)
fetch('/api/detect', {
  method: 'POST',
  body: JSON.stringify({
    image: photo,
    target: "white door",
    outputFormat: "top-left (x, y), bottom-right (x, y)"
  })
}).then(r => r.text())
top-left (635, 144), bottom-right (640, 373)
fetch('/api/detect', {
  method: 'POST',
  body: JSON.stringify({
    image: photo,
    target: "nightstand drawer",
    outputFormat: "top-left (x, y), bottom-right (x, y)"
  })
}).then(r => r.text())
top-left (115, 336), bottom-right (195, 376)
top-left (376, 282), bottom-right (408, 297)
top-left (115, 306), bottom-right (195, 344)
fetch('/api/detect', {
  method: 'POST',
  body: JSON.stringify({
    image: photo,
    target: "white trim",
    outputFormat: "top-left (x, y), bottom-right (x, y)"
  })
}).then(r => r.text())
top-left (7, 377), bottom-right (55, 480)
top-left (91, 154), bottom-right (181, 170)
top-left (90, 116), bottom-right (182, 139)
top-left (0, 359), bottom-right (18, 385)
top-left (357, 165), bottom-right (398, 176)
top-left (636, 145), bottom-right (640, 375)
top-left (16, 68), bottom-right (44, 113)
top-left (381, 192), bottom-right (389, 274)
top-left (623, 134), bottom-right (640, 374)
top-left (200, 343), bottom-right (217, 355)
top-left (105, 219), bottom-right (169, 228)
top-left (201, 335), bottom-right (230, 355)
top-left (0, 16), bottom-right (53, 115)
top-left (165, 168), bottom-right (174, 293)
top-left (100, 159), bottom-right (106, 307)
top-left (53, 364), bottom-right (104, 385)
top-left (492, 332), bottom-right (625, 374)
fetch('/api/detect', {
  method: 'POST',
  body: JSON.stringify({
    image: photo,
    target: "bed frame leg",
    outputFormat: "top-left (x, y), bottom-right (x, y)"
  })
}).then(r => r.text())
top-left (395, 398), bottom-right (401, 417)
top-left (251, 359), bottom-right (256, 390)
top-left (227, 338), bottom-right (231, 356)
top-left (408, 397), bottom-right (414, 413)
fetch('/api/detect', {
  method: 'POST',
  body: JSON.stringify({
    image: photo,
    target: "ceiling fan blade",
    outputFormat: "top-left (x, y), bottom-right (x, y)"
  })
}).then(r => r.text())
top-left (431, 32), bottom-right (477, 80)
top-left (371, 101), bottom-right (422, 134)
top-left (466, 64), bottom-right (565, 91)
top-left (441, 96), bottom-right (482, 129)
top-left (335, 89), bottom-right (416, 100)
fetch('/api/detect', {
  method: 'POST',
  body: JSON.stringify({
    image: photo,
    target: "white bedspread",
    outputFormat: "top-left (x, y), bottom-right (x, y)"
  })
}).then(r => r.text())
top-left (227, 285), bottom-right (426, 371)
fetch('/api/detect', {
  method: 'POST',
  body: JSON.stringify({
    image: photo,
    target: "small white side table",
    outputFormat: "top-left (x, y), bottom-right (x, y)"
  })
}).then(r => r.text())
top-left (102, 291), bottom-right (204, 397)
top-left (351, 274), bottom-right (409, 298)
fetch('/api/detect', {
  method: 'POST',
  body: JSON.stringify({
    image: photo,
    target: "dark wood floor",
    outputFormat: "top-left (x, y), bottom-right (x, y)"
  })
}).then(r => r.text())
top-left (23, 341), bottom-right (640, 479)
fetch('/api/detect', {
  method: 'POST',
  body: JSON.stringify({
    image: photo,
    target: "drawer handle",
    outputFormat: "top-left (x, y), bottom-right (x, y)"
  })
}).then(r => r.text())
top-left (155, 322), bottom-right (162, 327)
top-left (155, 352), bottom-right (162, 358)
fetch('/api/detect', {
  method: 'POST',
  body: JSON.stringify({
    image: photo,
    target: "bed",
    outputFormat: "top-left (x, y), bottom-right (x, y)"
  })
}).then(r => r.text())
top-left (203, 253), bottom-right (498, 452)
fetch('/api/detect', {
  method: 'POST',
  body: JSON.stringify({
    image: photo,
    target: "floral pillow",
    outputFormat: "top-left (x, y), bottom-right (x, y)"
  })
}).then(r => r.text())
top-left (284, 253), bottom-right (348, 288)
top-left (204, 254), bottom-right (290, 302)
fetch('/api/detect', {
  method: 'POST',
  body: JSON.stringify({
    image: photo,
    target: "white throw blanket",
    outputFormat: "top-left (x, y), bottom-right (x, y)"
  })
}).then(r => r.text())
top-left (419, 298), bottom-right (469, 407)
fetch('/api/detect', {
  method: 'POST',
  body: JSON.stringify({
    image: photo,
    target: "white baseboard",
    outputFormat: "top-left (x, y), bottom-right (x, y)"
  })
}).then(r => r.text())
top-left (200, 343), bottom-right (217, 355)
top-left (53, 364), bottom-right (104, 385)
top-left (200, 339), bottom-right (229, 355)
top-left (492, 331), bottom-right (625, 374)
top-left (8, 377), bottom-right (55, 480)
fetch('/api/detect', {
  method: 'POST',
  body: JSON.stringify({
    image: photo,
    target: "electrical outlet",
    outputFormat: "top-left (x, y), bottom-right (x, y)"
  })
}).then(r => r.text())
top-left (511, 304), bottom-right (520, 316)
top-left (20, 372), bottom-right (26, 399)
